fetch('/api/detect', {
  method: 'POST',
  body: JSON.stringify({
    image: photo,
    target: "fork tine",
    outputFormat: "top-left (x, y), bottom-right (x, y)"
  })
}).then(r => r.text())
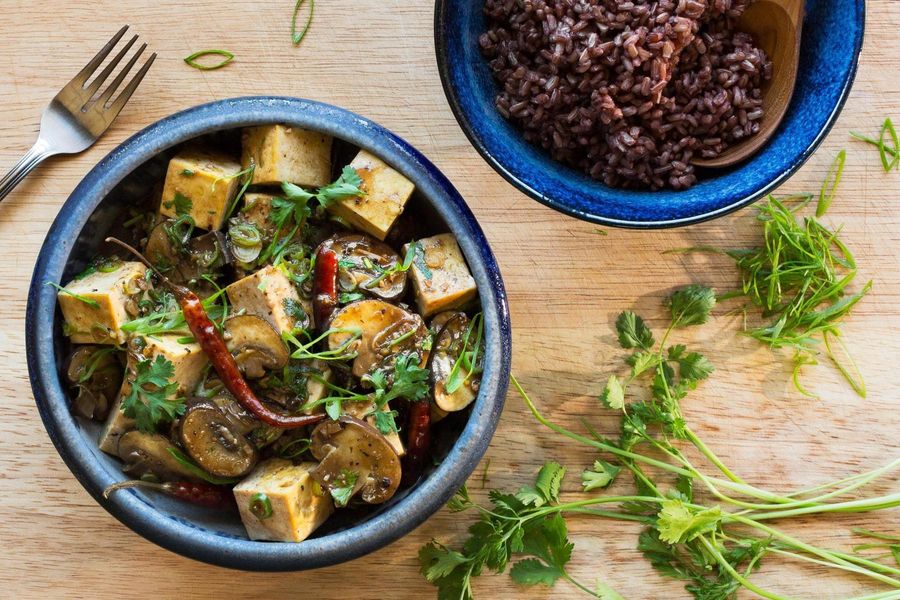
top-left (105, 52), bottom-right (157, 118)
top-left (68, 25), bottom-right (129, 89)
top-left (93, 43), bottom-right (147, 108)
top-left (83, 34), bottom-right (138, 99)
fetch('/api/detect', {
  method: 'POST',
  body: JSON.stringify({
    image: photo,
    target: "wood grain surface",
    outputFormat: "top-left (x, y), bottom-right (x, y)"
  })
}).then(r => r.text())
top-left (0, 2), bottom-right (898, 598)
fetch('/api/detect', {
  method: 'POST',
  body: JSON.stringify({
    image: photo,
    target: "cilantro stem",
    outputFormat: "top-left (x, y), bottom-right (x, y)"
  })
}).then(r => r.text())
top-left (697, 535), bottom-right (791, 600)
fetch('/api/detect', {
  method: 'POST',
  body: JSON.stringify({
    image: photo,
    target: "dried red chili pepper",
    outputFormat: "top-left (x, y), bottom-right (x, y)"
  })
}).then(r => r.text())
top-left (103, 479), bottom-right (235, 510)
top-left (106, 237), bottom-right (326, 429)
top-left (312, 244), bottom-right (339, 332)
top-left (402, 400), bottom-right (431, 485)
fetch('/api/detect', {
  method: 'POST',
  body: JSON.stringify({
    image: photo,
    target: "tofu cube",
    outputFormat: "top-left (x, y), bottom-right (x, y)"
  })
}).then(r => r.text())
top-left (405, 234), bottom-right (478, 317)
top-left (57, 261), bottom-right (147, 345)
top-left (160, 150), bottom-right (243, 231)
top-left (242, 125), bottom-right (332, 188)
top-left (98, 335), bottom-right (208, 454)
top-left (226, 265), bottom-right (313, 334)
top-left (327, 150), bottom-right (415, 240)
top-left (234, 459), bottom-right (334, 542)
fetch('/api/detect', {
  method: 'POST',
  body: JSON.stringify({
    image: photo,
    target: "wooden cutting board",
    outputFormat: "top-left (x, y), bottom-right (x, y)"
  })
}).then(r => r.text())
top-left (0, 1), bottom-right (897, 598)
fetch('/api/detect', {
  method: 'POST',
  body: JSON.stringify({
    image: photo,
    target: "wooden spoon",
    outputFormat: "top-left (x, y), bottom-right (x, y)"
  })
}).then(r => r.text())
top-left (692, 0), bottom-right (804, 169)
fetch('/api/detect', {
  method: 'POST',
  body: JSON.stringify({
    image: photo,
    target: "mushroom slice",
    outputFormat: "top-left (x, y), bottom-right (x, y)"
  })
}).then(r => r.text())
top-left (309, 416), bottom-right (401, 505)
top-left (66, 346), bottom-right (123, 420)
top-left (117, 431), bottom-right (199, 482)
top-left (210, 394), bottom-right (283, 449)
top-left (320, 234), bottom-right (407, 301)
top-left (430, 312), bottom-right (479, 413)
top-left (223, 315), bottom-right (289, 379)
top-left (328, 299), bottom-right (428, 378)
top-left (179, 401), bottom-right (259, 478)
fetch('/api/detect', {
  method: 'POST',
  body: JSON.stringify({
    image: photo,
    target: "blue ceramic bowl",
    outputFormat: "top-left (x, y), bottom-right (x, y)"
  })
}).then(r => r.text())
top-left (26, 97), bottom-right (511, 570)
top-left (435, 0), bottom-right (865, 228)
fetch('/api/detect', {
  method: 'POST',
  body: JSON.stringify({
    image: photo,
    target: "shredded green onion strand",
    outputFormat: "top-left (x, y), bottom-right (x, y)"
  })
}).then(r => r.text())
top-left (46, 281), bottom-right (100, 308)
top-left (291, 0), bottom-right (315, 45)
top-left (183, 49), bottom-right (235, 71)
top-left (816, 149), bottom-right (846, 217)
top-left (850, 118), bottom-right (899, 172)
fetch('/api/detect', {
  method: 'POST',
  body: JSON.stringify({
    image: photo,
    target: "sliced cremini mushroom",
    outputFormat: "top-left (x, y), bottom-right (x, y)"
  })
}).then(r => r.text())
top-left (328, 299), bottom-right (427, 378)
top-left (179, 401), bottom-right (259, 478)
top-left (223, 315), bottom-right (290, 379)
top-left (430, 312), bottom-right (479, 413)
top-left (210, 393), bottom-right (283, 449)
top-left (309, 416), bottom-right (401, 505)
top-left (117, 431), bottom-right (199, 482)
top-left (319, 234), bottom-right (407, 301)
top-left (66, 346), bottom-right (123, 420)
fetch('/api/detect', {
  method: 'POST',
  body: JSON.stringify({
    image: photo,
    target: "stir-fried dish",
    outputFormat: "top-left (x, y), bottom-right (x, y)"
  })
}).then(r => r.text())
top-left (54, 124), bottom-right (485, 542)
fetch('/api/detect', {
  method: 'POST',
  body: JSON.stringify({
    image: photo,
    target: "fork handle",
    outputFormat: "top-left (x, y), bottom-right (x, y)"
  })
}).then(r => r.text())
top-left (0, 141), bottom-right (55, 203)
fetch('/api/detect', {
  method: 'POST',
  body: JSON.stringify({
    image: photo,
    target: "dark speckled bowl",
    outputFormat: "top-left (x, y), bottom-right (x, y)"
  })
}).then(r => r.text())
top-left (435, 0), bottom-right (865, 228)
top-left (26, 97), bottom-right (511, 571)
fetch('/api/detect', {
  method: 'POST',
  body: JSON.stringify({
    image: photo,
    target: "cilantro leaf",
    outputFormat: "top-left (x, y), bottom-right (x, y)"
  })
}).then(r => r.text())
top-left (582, 460), bottom-right (621, 491)
top-left (516, 462), bottom-right (565, 507)
top-left (628, 350), bottom-right (661, 378)
top-left (509, 558), bottom-right (564, 587)
top-left (119, 355), bottom-right (184, 433)
top-left (668, 346), bottom-right (714, 384)
top-left (657, 499), bottom-right (723, 545)
top-left (372, 409), bottom-right (399, 435)
top-left (668, 285), bottom-right (716, 328)
top-left (380, 352), bottom-right (430, 404)
top-left (513, 513), bottom-right (573, 588)
top-left (329, 469), bottom-right (359, 507)
top-left (316, 166), bottom-right (364, 207)
top-left (600, 375), bottom-right (626, 410)
top-left (616, 311), bottom-right (654, 349)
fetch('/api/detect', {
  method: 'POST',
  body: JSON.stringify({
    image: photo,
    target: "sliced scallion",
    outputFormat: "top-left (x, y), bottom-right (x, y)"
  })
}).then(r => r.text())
top-left (183, 49), bottom-right (235, 71)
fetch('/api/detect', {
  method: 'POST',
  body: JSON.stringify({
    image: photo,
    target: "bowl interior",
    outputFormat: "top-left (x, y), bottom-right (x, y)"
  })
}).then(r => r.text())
top-left (27, 98), bottom-right (511, 569)
top-left (436, 0), bottom-right (864, 227)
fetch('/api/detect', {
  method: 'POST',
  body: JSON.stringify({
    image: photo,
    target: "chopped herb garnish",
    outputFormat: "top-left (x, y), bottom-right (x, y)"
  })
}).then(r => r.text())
top-left (315, 166), bottom-right (365, 208)
top-left (183, 49), bottom-right (234, 71)
top-left (372, 409), bottom-right (400, 435)
top-left (816, 149), bottom-right (846, 217)
top-left (850, 118), bottom-right (899, 172)
top-left (181, 169), bottom-right (195, 176)
top-left (329, 469), bottom-right (358, 507)
top-left (249, 493), bottom-right (273, 519)
top-left (291, 0), bottom-right (315, 45)
top-left (46, 281), bottom-right (100, 308)
top-left (339, 291), bottom-right (365, 304)
top-left (163, 192), bottom-right (193, 217)
top-left (120, 355), bottom-right (184, 433)
top-left (445, 313), bottom-right (484, 394)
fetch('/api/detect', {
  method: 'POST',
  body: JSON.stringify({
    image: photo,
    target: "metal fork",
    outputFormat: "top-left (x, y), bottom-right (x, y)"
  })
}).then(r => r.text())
top-left (0, 26), bottom-right (156, 202)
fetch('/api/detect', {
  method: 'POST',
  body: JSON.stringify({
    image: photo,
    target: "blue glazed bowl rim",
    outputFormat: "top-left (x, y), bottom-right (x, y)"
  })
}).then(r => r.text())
top-left (434, 1), bottom-right (866, 229)
top-left (26, 96), bottom-right (512, 571)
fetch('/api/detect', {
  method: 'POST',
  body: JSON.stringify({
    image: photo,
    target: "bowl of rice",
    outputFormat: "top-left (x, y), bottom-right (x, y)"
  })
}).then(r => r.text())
top-left (435, 0), bottom-right (865, 228)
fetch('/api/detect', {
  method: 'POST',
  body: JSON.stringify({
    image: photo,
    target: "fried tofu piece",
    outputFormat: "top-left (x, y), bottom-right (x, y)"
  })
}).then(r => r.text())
top-left (97, 335), bottom-right (208, 454)
top-left (56, 261), bottom-right (147, 345)
top-left (159, 150), bottom-right (243, 231)
top-left (405, 234), bottom-right (477, 317)
top-left (225, 265), bottom-right (313, 334)
top-left (327, 150), bottom-right (415, 241)
top-left (242, 125), bottom-right (332, 188)
top-left (234, 459), bottom-right (334, 542)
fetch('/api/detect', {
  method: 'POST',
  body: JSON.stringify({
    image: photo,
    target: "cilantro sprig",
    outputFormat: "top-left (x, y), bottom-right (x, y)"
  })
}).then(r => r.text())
top-left (421, 287), bottom-right (900, 600)
top-left (120, 355), bottom-right (185, 433)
